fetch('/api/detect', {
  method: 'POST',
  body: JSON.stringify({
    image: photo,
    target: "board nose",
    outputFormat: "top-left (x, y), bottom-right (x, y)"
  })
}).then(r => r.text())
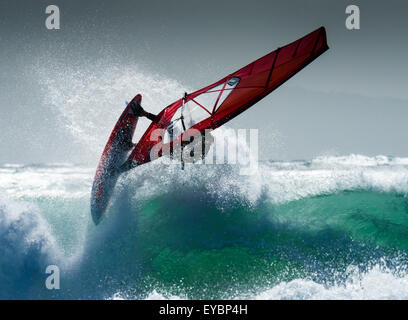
top-left (134, 93), bottom-right (142, 105)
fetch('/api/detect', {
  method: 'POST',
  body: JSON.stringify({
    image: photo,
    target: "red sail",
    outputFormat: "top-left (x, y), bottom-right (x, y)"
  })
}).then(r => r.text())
top-left (128, 26), bottom-right (329, 166)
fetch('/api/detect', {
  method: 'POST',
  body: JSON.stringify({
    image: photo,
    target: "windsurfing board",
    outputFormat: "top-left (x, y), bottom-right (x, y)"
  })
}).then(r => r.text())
top-left (90, 94), bottom-right (141, 224)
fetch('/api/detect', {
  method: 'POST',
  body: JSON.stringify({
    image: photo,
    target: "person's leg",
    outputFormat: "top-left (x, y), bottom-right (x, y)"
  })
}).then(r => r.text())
top-left (117, 159), bottom-right (139, 174)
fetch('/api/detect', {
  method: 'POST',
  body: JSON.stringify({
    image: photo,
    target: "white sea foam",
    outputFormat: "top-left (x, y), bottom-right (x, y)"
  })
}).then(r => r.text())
top-left (250, 265), bottom-right (408, 300)
top-left (123, 264), bottom-right (408, 300)
top-left (0, 164), bottom-right (93, 198)
top-left (260, 159), bottom-right (408, 203)
top-left (311, 154), bottom-right (407, 168)
top-left (110, 290), bottom-right (185, 300)
top-left (119, 153), bottom-right (408, 211)
top-left (3, 154), bottom-right (408, 202)
top-left (0, 198), bottom-right (61, 290)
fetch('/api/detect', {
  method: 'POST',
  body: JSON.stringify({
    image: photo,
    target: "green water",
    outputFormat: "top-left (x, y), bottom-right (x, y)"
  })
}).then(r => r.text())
top-left (71, 189), bottom-right (408, 299)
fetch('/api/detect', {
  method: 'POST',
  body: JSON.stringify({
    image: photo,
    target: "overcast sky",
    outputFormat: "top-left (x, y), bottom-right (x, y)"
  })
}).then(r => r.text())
top-left (0, 0), bottom-right (407, 163)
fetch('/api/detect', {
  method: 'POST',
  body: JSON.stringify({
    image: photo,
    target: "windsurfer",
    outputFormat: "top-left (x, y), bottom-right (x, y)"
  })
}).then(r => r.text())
top-left (119, 99), bottom-right (159, 152)
top-left (121, 98), bottom-right (214, 167)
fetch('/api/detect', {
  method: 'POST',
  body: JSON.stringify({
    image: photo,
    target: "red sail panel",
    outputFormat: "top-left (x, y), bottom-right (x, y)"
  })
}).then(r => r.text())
top-left (212, 26), bottom-right (328, 127)
top-left (128, 27), bottom-right (328, 166)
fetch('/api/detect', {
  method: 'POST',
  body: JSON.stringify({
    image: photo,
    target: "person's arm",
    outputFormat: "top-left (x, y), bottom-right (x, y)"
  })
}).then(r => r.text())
top-left (131, 100), bottom-right (158, 123)
top-left (140, 109), bottom-right (158, 123)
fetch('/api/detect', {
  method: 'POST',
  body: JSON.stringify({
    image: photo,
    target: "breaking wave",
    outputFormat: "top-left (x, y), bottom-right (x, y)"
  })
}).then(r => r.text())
top-left (1, 155), bottom-right (408, 299)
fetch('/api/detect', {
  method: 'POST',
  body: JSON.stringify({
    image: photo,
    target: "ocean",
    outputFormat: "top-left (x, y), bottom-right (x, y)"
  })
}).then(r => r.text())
top-left (1, 154), bottom-right (408, 299)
